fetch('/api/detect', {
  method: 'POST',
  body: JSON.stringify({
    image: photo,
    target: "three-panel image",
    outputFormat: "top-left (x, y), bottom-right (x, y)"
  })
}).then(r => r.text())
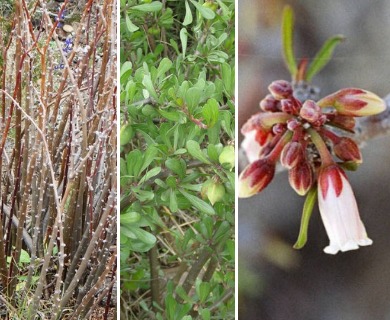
top-left (0, 0), bottom-right (389, 319)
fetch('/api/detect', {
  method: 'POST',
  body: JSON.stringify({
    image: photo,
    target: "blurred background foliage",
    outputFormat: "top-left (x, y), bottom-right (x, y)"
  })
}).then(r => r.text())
top-left (120, 0), bottom-right (235, 319)
top-left (238, 1), bottom-right (390, 319)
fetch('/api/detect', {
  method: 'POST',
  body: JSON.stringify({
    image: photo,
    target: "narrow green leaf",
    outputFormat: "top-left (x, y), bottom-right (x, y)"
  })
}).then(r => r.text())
top-left (207, 144), bottom-right (219, 162)
top-left (177, 304), bottom-right (193, 319)
top-left (221, 63), bottom-right (234, 96)
top-left (165, 158), bottom-right (186, 178)
top-left (199, 308), bottom-right (211, 320)
top-left (179, 189), bottom-right (215, 215)
top-left (189, 0), bottom-right (215, 20)
top-left (202, 98), bottom-right (219, 128)
top-left (125, 14), bottom-right (139, 32)
top-left (215, 0), bottom-right (229, 16)
top-left (306, 35), bottom-right (345, 81)
top-left (165, 295), bottom-right (176, 320)
top-left (120, 211), bottom-right (141, 225)
top-left (131, 1), bottom-right (163, 12)
top-left (139, 166), bottom-right (161, 184)
top-left (169, 190), bottom-right (178, 213)
top-left (294, 187), bottom-right (318, 249)
top-left (197, 282), bottom-right (211, 303)
top-left (126, 149), bottom-right (143, 178)
top-left (142, 74), bottom-right (158, 100)
top-left (185, 87), bottom-right (202, 112)
top-left (158, 109), bottom-right (181, 121)
top-left (281, 5), bottom-right (297, 77)
top-left (183, 0), bottom-right (193, 26)
top-left (140, 145), bottom-right (159, 173)
top-left (156, 57), bottom-right (173, 80)
top-left (186, 140), bottom-right (211, 164)
top-left (213, 221), bottom-right (231, 244)
top-left (180, 28), bottom-right (188, 59)
top-left (20, 249), bottom-right (30, 264)
top-left (120, 61), bottom-right (132, 79)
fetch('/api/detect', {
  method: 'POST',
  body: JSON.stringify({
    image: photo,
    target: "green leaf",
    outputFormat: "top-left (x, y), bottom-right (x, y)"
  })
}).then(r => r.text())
top-left (158, 109), bottom-right (181, 121)
top-left (185, 87), bottom-right (202, 112)
top-left (20, 249), bottom-right (30, 264)
top-left (131, 227), bottom-right (156, 246)
top-left (126, 150), bottom-right (144, 178)
top-left (189, 0), bottom-right (215, 20)
top-left (175, 285), bottom-right (192, 303)
top-left (125, 14), bottom-right (139, 32)
top-left (140, 145), bottom-right (159, 173)
top-left (180, 28), bottom-right (188, 59)
top-left (131, 1), bottom-right (163, 12)
top-left (142, 74), bottom-right (158, 100)
top-left (281, 5), bottom-right (297, 77)
top-left (199, 308), bottom-right (211, 320)
top-left (156, 58), bottom-right (173, 80)
top-left (221, 63), bottom-right (234, 96)
top-left (197, 282), bottom-right (210, 303)
top-left (169, 190), bottom-right (178, 213)
top-left (202, 98), bottom-right (219, 128)
top-left (183, 0), bottom-right (193, 26)
top-left (177, 303), bottom-right (193, 319)
top-left (207, 144), bottom-right (219, 162)
top-left (120, 61), bottom-right (133, 82)
top-left (134, 189), bottom-right (155, 202)
top-left (139, 167), bottom-right (161, 184)
top-left (294, 186), bottom-right (318, 249)
top-left (305, 35), bottom-right (345, 81)
top-left (120, 211), bottom-right (141, 225)
top-left (226, 239), bottom-right (235, 259)
top-left (165, 158), bottom-right (186, 178)
top-left (165, 295), bottom-right (176, 320)
top-left (186, 140), bottom-right (211, 164)
top-left (213, 221), bottom-right (231, 244)
top-left (179, 189), bottom-right (215, 215)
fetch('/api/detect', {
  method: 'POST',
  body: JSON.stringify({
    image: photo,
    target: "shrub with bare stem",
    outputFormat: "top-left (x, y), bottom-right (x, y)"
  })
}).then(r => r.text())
top-left (0, 0), bottom-right (117, 318)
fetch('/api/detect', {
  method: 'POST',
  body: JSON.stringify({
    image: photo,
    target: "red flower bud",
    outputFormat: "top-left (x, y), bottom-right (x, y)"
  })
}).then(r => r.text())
top-left (241, 112), bottom-right (292, 134)
top-left (239, 158), bottom-right (275, 198)
top-left (287, 118), bottom-right (301, 131)
top-left (334, 137), bottom-right (362, 163)
top-left (327, 114), bottom-right (356, 132)
top-left (268, 80), bottom-right (293, 100)
top-left (317, 88), bottom-right (386, 117)
top-left (288, 161), bottom-right (313, 196)
top-left (259, 94), bottom-right (280, 112)
top-left (280, 141), bottom-right (304, 169)
top-left (300, 100), bottom-right (321, 123)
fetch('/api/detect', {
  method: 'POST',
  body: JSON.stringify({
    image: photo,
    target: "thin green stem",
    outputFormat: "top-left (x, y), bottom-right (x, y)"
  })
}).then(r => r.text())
top-left (267, 130), bottom-right (293, 162)
top-left (307, 128), bottom-right (334, 166)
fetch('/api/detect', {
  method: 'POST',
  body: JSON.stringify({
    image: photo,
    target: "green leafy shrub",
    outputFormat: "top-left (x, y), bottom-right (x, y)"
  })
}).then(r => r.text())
top-left (120, 1), bottom-right (235, 319)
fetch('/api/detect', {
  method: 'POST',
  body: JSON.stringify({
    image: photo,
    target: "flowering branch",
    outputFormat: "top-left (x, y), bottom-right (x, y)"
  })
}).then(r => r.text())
top-left (239, 6), bottom-right (388, 255)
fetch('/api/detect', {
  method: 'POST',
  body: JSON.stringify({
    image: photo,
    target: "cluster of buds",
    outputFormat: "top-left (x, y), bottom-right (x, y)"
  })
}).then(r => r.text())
top-left (240, 80), bottom-right (386, 254)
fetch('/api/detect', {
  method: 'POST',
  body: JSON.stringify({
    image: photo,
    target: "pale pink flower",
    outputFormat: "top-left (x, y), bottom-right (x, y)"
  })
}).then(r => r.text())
top-left (318, 165), bottom-right (373, 254)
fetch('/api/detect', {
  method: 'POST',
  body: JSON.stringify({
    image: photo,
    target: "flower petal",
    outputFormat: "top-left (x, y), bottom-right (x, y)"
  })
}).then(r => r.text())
top-left (318, 165), bottom-right (372, 254)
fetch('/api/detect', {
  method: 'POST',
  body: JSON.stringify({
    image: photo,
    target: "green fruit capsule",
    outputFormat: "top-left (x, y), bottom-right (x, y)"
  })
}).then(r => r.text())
top-left (219, 145), bottom-right (235, 170)
top-left (206, 182), bottom-right (225, 205)
top-left (202, 1), bottom-right (218, 12)
top-left (148, 26), bottom-right (160, 36)
top-left (201, 179), bottom-right (214, 199)
top-left (120, 124), bottom-right (134, 145)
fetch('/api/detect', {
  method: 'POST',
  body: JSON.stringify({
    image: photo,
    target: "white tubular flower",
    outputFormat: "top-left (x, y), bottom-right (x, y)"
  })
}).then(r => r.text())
top-left (318, 165), bottom-right (373, 254)
top-left (241, 130), bottom-right (262, 163)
